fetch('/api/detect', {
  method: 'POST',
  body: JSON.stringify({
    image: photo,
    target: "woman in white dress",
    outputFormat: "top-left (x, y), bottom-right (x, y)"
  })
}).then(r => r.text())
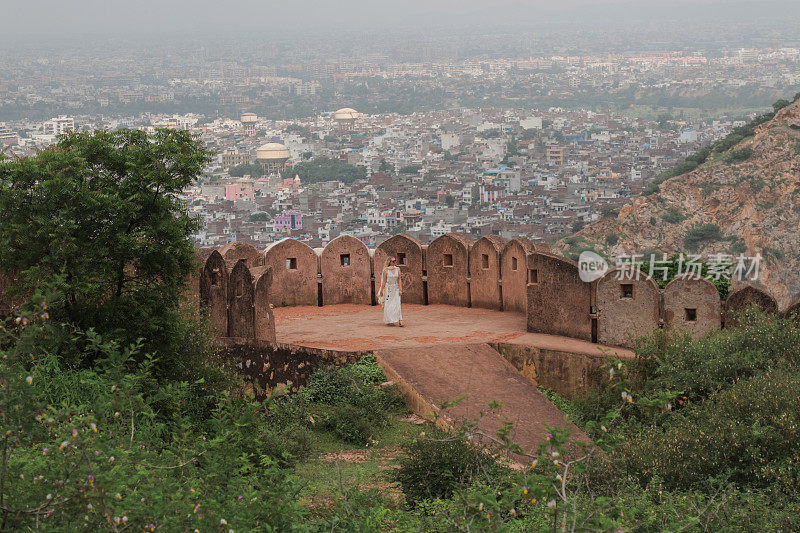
top-left (378, 257), bottom-right (404, 327)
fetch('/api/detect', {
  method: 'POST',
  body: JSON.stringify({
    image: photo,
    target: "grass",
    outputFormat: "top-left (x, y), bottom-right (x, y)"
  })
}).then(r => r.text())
top-left (295, 417), bottom-right (422, 506)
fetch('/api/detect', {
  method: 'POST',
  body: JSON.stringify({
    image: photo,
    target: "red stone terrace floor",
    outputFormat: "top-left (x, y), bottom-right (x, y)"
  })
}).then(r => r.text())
top-left (274, 304), bottom-right (633, 358)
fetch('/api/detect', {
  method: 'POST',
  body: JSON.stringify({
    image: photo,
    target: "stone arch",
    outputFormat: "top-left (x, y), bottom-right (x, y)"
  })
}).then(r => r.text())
top-left (263, 238), bottom-right (319, 306)
top-left (426, 233), bottom-right (472, 306)
top-left (320, 235), bottom-right (372, 305)
top-left (663, 274), bottom-right (721, 338)
top-left (782, 298), bottom-right (800, 324)
top-left (527, 253), bottom-right (593, 341)
top-left (253, 266), bottom-right (276, 342)
top-left (199, 250), bottom-right (229, 337)
top-left (219, 241), bottom-right (263, 269)
top-left (469, 235), bottom-right (505, 310)
top-left (500, 237), bottom-right (536, 313)
top-left (596, 268), bottom-right (661, 348)
top-left (228, 260), bottom-right (255, 338)
top-left (722, 284), bottom-right (778, 328)
top-left (374, 234), bottom-right (425, 305)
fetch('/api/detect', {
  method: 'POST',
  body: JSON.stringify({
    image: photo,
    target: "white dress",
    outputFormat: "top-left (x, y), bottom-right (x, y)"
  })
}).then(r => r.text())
top-left (383, 267), bottom-right (403, 324)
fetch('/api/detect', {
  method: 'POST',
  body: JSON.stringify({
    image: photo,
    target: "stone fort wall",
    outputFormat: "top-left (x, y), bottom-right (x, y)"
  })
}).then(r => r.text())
top-left (193, 233), bottom-right (788, 349)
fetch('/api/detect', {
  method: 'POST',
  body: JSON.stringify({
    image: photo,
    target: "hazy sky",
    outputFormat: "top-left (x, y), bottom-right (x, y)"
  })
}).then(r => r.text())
top-left (5, 0), bottom-right (800, 38)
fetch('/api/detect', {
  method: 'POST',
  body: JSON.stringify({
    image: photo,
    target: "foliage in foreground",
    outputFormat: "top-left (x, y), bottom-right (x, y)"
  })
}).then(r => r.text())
top-left (0, 304), bottom-right (308, 531)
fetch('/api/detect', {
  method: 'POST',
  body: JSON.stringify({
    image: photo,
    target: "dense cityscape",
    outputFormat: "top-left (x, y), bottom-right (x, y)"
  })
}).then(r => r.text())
top-left (3, 29), bottom-right (800, 250)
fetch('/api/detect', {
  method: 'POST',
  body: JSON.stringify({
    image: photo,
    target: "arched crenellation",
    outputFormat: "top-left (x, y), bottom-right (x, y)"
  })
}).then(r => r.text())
top-left (722, 284), bottom-right (778, 328)
top-left (526, 252), bottom-right (593, 341)
top-left (263, 238), bottom-right (320, 307)
top-left (426, 233), bottom-right (472, 307)
top-left (253, 266), bottom-right (275, 342)
top-left (219, 241), bottom-right (263, 269)
top-left (228, 260), bottom-right (255, 338)
top-left (596, 268), bottom-right (661, 348)
top-left (374, 234), bottom-right (425, 305)
top-left (469, 235), bottom-right (505, 310)
top-left (199, 250), bottom-right (229, 337)
top-left (501, 237), bottom-right (536, 313)
top-left (320, 235), bottom-right (372, 305)
top-left (663, 274), bottom-right (721, 338)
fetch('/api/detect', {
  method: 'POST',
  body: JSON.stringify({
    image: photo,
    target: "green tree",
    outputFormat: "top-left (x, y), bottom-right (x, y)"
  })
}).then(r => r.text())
top-left (391, 222), bottom-right (407, 235)
top-left (249, 211), bottom-right (271, 222)
top-left (0, 129), bottom-right (211, 364)
top-left (281, 156), bottom-right (366, 184)
top-left (228, 162), bottom-right (263, 177)
top-left (399, 164), bottom-right (422, 175)
top-left (378, 159), bottom-right (393, 173)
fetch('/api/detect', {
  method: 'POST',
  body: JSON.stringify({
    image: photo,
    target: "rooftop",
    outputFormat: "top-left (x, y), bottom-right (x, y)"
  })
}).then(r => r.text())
top-left (274, 303), bottom-right (633, 357)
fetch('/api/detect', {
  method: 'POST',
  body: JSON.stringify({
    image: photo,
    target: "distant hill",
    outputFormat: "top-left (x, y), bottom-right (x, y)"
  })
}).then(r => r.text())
top-left (555, 95), bottom-right (800, 306)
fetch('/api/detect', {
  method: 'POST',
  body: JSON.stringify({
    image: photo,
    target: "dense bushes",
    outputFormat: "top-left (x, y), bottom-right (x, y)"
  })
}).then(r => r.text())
top-left (684, 222), bottom-right (722, 251)
top-left (634, 310), bottom-right (800, 400)
top-left (624, 372), bottom-right (800, 491)
top-left (393, 428), bottom-right (508, 502)
top-left (280, 156), bottom-right (366, 184)
top-left (0, 306), bottom-right (308, 530)
top-left (723, 146), bottom-right (754, 163)
top-left (301, 354), bottom-right (405, 444)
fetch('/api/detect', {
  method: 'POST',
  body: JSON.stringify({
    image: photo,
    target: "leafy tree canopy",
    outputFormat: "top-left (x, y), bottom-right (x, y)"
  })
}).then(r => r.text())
top-left (281, 156), bottom-right (366, 184)
top-left (228, 162), bottom-right (263, 177)
top-left (0, 129), bottom-right (211, 359)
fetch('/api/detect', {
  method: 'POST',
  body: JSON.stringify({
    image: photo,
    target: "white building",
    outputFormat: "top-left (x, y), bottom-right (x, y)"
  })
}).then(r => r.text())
top-left (520, 116), bottom-right (543, 130)
top-left (42, 115), bottom-right (74, 136)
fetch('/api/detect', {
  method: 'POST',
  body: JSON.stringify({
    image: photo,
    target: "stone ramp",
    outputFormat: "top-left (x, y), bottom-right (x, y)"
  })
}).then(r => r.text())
top-left (375, 344), bottom-right (588, 456)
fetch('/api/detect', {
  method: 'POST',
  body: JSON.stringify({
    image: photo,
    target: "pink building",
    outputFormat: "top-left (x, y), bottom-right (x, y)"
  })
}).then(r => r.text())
top-left (274, 210), bottom-right (303, 231)
top-left (281, 175), bottom-right (302, 191)
top-left (225, 183), bottom-right (254, 202)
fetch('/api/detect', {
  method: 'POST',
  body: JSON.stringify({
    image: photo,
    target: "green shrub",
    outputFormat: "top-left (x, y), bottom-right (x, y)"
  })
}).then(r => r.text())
top-left (623, 372), bottom-right (800, 492)
top-left (393, 429), bottom-right (508, 503)
top-left (684, 223), bottom-right (722, 251)
top-left (633, 310), bottom-right (800, 401)
top-left (661, 207), bottom-right (686, 224)
top-left (605, 233), bottom-right (619, 246)
top-left (260, 425), bottom-right (313, 465)
top-left (601, 205), bottom-right (619, 218)
top-left (327, 404), bottom-right (377, 444)
top-left (301, 354), bottom-right (404, 445)
top-left (729, 239), bottom-right (748, 255)
top-left (723, 146), bottom-right (754, 164)
top-left (0, 308), bottom-right (306, 531)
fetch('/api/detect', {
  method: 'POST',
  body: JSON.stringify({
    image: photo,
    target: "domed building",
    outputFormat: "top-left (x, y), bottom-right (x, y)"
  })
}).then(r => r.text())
top-left (256, 142), bottom-right (290, 174)
top-left (333, 107), bottom-right (359, 130)
top-left (240, 112), bottom-right (258, 136)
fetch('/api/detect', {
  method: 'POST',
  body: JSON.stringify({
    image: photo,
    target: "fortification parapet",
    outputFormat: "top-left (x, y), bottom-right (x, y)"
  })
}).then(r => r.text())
top-left (469, 235), bottom-right (505, 310)
top-left (722, 284), bottom-right (778, 328)
top-left (426, 233), bottom-right (472, 307)
top-left (374, 234), bottom-right (425, 305)
top-left (663, 274), bottom-right (721, 337)
top-left (596, 268), bottom-right (661, 348)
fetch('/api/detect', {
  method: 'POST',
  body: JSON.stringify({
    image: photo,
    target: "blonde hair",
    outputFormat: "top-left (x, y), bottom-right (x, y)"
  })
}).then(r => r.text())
top-left (384, 257), bottom-right (397, 270)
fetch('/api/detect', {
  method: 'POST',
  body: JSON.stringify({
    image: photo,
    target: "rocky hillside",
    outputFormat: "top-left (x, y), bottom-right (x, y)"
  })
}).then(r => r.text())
top-left (556, 97), bottom-right (800, 307)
